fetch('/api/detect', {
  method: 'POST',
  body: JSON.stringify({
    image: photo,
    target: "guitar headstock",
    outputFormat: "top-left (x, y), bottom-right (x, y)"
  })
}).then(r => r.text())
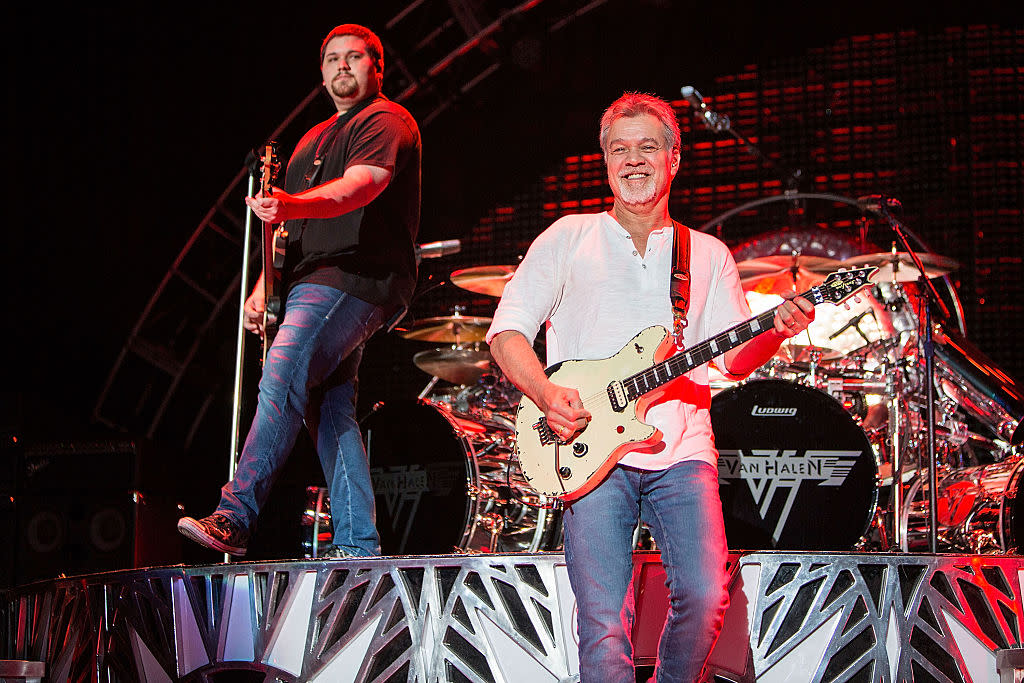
top-left (817, 266), bottom-right (879, 305)
top-left (260, 142), bottom-right (280, 196)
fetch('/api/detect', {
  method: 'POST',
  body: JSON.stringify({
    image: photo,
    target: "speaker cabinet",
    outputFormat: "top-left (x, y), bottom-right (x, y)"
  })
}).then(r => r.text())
top-left (9, 439), bottom-right (182, 587)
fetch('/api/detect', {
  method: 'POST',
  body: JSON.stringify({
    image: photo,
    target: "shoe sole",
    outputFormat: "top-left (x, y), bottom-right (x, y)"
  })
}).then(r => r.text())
top-left (177, 518), bottom-right (247, 556)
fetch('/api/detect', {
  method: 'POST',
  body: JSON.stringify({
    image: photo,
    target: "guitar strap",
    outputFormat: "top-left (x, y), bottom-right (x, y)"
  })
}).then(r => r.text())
top-left (670, 219), bottom-right (691, 349)
top-left (288, 94), bottom-right (383, 260)
top-left (302, 93), bottom-right (381, 189)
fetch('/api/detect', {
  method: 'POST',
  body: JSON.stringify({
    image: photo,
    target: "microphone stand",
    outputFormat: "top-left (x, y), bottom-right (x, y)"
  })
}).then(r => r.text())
top-left (682, 86), bottom-right (803, 193)
top-left (871, 202), bottom-right (951, 553)
top-left (224, 171), bottom-right (258, 564)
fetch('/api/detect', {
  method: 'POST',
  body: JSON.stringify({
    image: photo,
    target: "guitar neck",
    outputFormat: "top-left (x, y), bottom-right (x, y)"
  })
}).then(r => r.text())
top-left (259, 143), bottom-right (283, 297)
top-left (618, 285), bottom-right (824, 402)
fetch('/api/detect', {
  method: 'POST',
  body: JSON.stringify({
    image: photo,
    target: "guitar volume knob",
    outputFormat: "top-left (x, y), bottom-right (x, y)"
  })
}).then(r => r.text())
top-left (572, 442), bottom-right (588, 457)
top-left (558, 466), bottom-right (571, 479)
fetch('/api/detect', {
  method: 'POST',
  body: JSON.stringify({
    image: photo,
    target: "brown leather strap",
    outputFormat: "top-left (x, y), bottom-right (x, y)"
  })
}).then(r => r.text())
top-left (670, 220), bottom-right (691, 346)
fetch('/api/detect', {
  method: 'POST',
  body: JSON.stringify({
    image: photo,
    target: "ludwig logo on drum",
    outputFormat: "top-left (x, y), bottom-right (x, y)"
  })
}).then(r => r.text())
top-left (750, 404), bottom-right (798, 417)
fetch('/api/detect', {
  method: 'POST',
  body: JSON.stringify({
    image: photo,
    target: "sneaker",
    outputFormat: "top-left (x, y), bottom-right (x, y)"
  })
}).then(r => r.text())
top-left (178, 513), bottom-right (249, 556)
top-left (319, 545), bottom-right (356, 559)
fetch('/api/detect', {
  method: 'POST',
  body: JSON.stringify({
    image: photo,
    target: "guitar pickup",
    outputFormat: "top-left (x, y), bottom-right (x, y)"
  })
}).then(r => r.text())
top-left (607, 381), bottom-right (628, 412)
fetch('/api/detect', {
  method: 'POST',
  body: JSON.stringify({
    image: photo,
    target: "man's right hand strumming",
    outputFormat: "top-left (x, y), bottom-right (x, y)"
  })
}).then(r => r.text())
top-left (536, 382), bottom-right (592, 442)
top-left (489, 330), bottom-right (591, 441)
top-left (243, 275), bottom-right (275, 337)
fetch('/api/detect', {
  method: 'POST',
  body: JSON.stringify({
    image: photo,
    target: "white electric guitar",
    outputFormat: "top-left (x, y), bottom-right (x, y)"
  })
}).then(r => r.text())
top-left (514, 266), bottom-right (878, 501)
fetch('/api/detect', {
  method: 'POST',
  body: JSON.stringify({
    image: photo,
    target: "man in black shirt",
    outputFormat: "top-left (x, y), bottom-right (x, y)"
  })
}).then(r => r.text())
top-left (178, 23), bottom-right (421, 558)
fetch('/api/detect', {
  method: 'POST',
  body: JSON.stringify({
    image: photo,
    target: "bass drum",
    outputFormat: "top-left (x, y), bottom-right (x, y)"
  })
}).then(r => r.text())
top-left (363, 401), bottom-right (561, 555)
top-left (712, 380), bottom-right (879, 550)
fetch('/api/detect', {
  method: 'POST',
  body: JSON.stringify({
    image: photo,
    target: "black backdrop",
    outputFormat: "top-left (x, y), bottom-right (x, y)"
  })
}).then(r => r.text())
top-left (6, 3), bottom-right (1022, 567)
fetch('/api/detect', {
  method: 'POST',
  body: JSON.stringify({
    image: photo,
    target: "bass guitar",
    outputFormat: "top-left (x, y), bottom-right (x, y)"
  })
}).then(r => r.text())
top-left (258, 143), bottom-right (286, 364)
top-left (513, 266), bottom-right (878, 501)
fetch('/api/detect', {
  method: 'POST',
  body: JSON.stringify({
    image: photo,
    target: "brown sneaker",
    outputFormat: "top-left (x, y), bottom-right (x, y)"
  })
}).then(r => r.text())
top-left (319, 545), bottom-right (356, 559)
top-left (177, 513), bottom-right (249, 556)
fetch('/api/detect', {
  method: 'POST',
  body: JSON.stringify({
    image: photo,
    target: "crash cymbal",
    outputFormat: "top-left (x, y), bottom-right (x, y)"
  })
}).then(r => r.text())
top-left (450, 265), bottom-right (517, 297)
top-left (843, 251), bottom-right (958, 282)
top-left (397, 314), bottom-right (492, 343)
top-left (736, 255), bottom-right (842, 296)
top-left (414, 346), bottom-right (493, 385)
top-left (739, 268), bottom-right (826, 296)
top-left (737, 254), bottom-right (844, 276)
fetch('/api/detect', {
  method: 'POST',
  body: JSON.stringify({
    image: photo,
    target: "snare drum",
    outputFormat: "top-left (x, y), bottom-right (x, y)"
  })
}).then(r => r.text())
top-left (363, 401), bottom-right (561, 555)
top-left (712, 380), bottom-right (879, 550)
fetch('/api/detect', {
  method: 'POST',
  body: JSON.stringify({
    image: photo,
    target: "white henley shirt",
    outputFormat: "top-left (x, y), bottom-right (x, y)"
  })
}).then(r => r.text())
top-left (486, 211), bottom-right (751, 469)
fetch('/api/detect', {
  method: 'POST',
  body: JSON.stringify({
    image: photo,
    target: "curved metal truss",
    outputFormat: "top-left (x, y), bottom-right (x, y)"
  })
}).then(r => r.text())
top-left (92, 0), bottom-right (612, 450)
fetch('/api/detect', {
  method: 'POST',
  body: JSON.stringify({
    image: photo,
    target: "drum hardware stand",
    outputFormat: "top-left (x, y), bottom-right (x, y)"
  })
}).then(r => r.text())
top-left (806, 346), bottom-right (822, 389)
top-left (479, 512), bottom-right (505, 552)
top-left (886, 356), bottom-right (906, 550)
top-left (309, 487), bottom-right (328, 558)
top-left (359, 401), bottom-right (385, 425)
top-left (868, 201), bottom-right (953, 553)
top-left (417, 375), bottom-right (441, 400)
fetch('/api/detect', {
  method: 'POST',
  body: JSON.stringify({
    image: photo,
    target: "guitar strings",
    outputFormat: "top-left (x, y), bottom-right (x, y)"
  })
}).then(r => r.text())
top-left (543, 270), bottom-right (868, 423)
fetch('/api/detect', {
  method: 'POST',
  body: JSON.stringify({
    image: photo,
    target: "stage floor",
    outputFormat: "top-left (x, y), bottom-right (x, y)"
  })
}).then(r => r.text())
top-left (3, 550), bottom-right (1023, 682)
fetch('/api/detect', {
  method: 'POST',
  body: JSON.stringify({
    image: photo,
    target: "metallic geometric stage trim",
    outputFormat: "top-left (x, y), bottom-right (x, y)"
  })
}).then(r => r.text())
top-left (3, 552), bottom-right (1024, 681)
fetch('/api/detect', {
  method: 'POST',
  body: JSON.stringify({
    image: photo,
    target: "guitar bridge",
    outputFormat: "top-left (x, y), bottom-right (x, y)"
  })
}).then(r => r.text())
top-left (533, 418), bottom-right (558, 446)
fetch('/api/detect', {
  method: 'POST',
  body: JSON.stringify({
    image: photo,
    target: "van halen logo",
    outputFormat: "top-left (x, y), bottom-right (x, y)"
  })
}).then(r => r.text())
top-left (370, 462), bottom-right (461, 553)
top-left (718, 449), bottom-right (861, 545)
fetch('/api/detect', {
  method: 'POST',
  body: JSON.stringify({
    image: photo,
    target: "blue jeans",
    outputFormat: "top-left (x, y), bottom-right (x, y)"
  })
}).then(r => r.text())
top-left (562, 460), bottom-right (730, 683)
top-left (218, 283), bottom-right (387, 556)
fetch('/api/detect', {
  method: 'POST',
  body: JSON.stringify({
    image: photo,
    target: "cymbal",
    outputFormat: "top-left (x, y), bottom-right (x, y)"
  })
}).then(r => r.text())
top-left (736, 255), bottom-right (842, 296)
top-left (397, 315), bottom-right (492, 343)
top-left (737, 254), bottom-right (843, 276)
top-left (779, 343), bottom-right (841, 364)
top-left (450, 265), bottom-right (517, 297)
top-left (842, 251), bottom-right (958, 282)
top-left (414, 346), bottom-right (493, 385)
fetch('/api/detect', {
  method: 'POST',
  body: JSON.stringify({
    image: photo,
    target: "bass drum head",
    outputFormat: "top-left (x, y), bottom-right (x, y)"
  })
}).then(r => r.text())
top-left (363, 401), bottom-right (475, 555)
top-left (712, 379), bottom-right (877, 551)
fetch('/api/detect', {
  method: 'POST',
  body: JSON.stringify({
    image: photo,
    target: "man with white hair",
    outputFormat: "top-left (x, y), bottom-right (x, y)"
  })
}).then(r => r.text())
top-left (487, 92), bottom-right (814, 680)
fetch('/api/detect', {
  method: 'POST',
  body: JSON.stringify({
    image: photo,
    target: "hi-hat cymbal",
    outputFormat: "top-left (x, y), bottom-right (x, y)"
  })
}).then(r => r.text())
top-left (779, 343), bottom-right (841, 364)
top-left (414, 346), bottom-right (493, 385)
top-left (450, 265), bottom-right (517, 297)
top-left (842, 252), bottom-right (958, 282)
top-left (397, 315), bottom-right (492, 343)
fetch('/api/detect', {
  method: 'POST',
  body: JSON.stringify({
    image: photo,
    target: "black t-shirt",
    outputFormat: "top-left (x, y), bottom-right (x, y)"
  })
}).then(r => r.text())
top-left (283, 94), bottom-right (421, 312)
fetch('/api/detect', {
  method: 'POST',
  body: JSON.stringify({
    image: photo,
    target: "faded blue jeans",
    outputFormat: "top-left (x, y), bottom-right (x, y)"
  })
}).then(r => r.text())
top-left (218, 283), bottom-right (387, 556)
top-left (562, 460), bottom-right (730, 682)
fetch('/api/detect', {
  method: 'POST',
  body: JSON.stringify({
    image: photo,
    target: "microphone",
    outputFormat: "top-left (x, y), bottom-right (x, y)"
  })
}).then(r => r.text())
top-left (828, 309), bottom-right (876, 343)
top-left (857, 195), bottom-right (903, 215)
top-left (680, 85), bottom-right (731, 132)
top-left (680, 85), bottom-right (705, 111)
top-left (415, 239), bottom-right (461, 259)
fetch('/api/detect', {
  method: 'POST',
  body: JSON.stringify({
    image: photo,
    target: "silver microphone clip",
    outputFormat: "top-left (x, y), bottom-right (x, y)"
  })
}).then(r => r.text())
top-left (680, 85), bottom-right (731, 133)
top-left (857, 195), bottom-right (903, 215)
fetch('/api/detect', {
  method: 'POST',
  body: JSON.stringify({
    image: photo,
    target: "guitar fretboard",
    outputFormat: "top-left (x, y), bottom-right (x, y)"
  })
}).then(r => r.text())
top-left (620, 286), bottom-right (824, 402)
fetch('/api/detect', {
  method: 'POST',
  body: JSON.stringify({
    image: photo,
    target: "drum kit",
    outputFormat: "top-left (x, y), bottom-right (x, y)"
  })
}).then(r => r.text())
top-left (303, 236), bottom-right (1024, 558)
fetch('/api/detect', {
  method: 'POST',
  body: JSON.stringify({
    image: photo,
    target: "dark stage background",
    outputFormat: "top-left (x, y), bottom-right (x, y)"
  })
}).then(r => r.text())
top-left (5, 2), bottom-right (1023, 574)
